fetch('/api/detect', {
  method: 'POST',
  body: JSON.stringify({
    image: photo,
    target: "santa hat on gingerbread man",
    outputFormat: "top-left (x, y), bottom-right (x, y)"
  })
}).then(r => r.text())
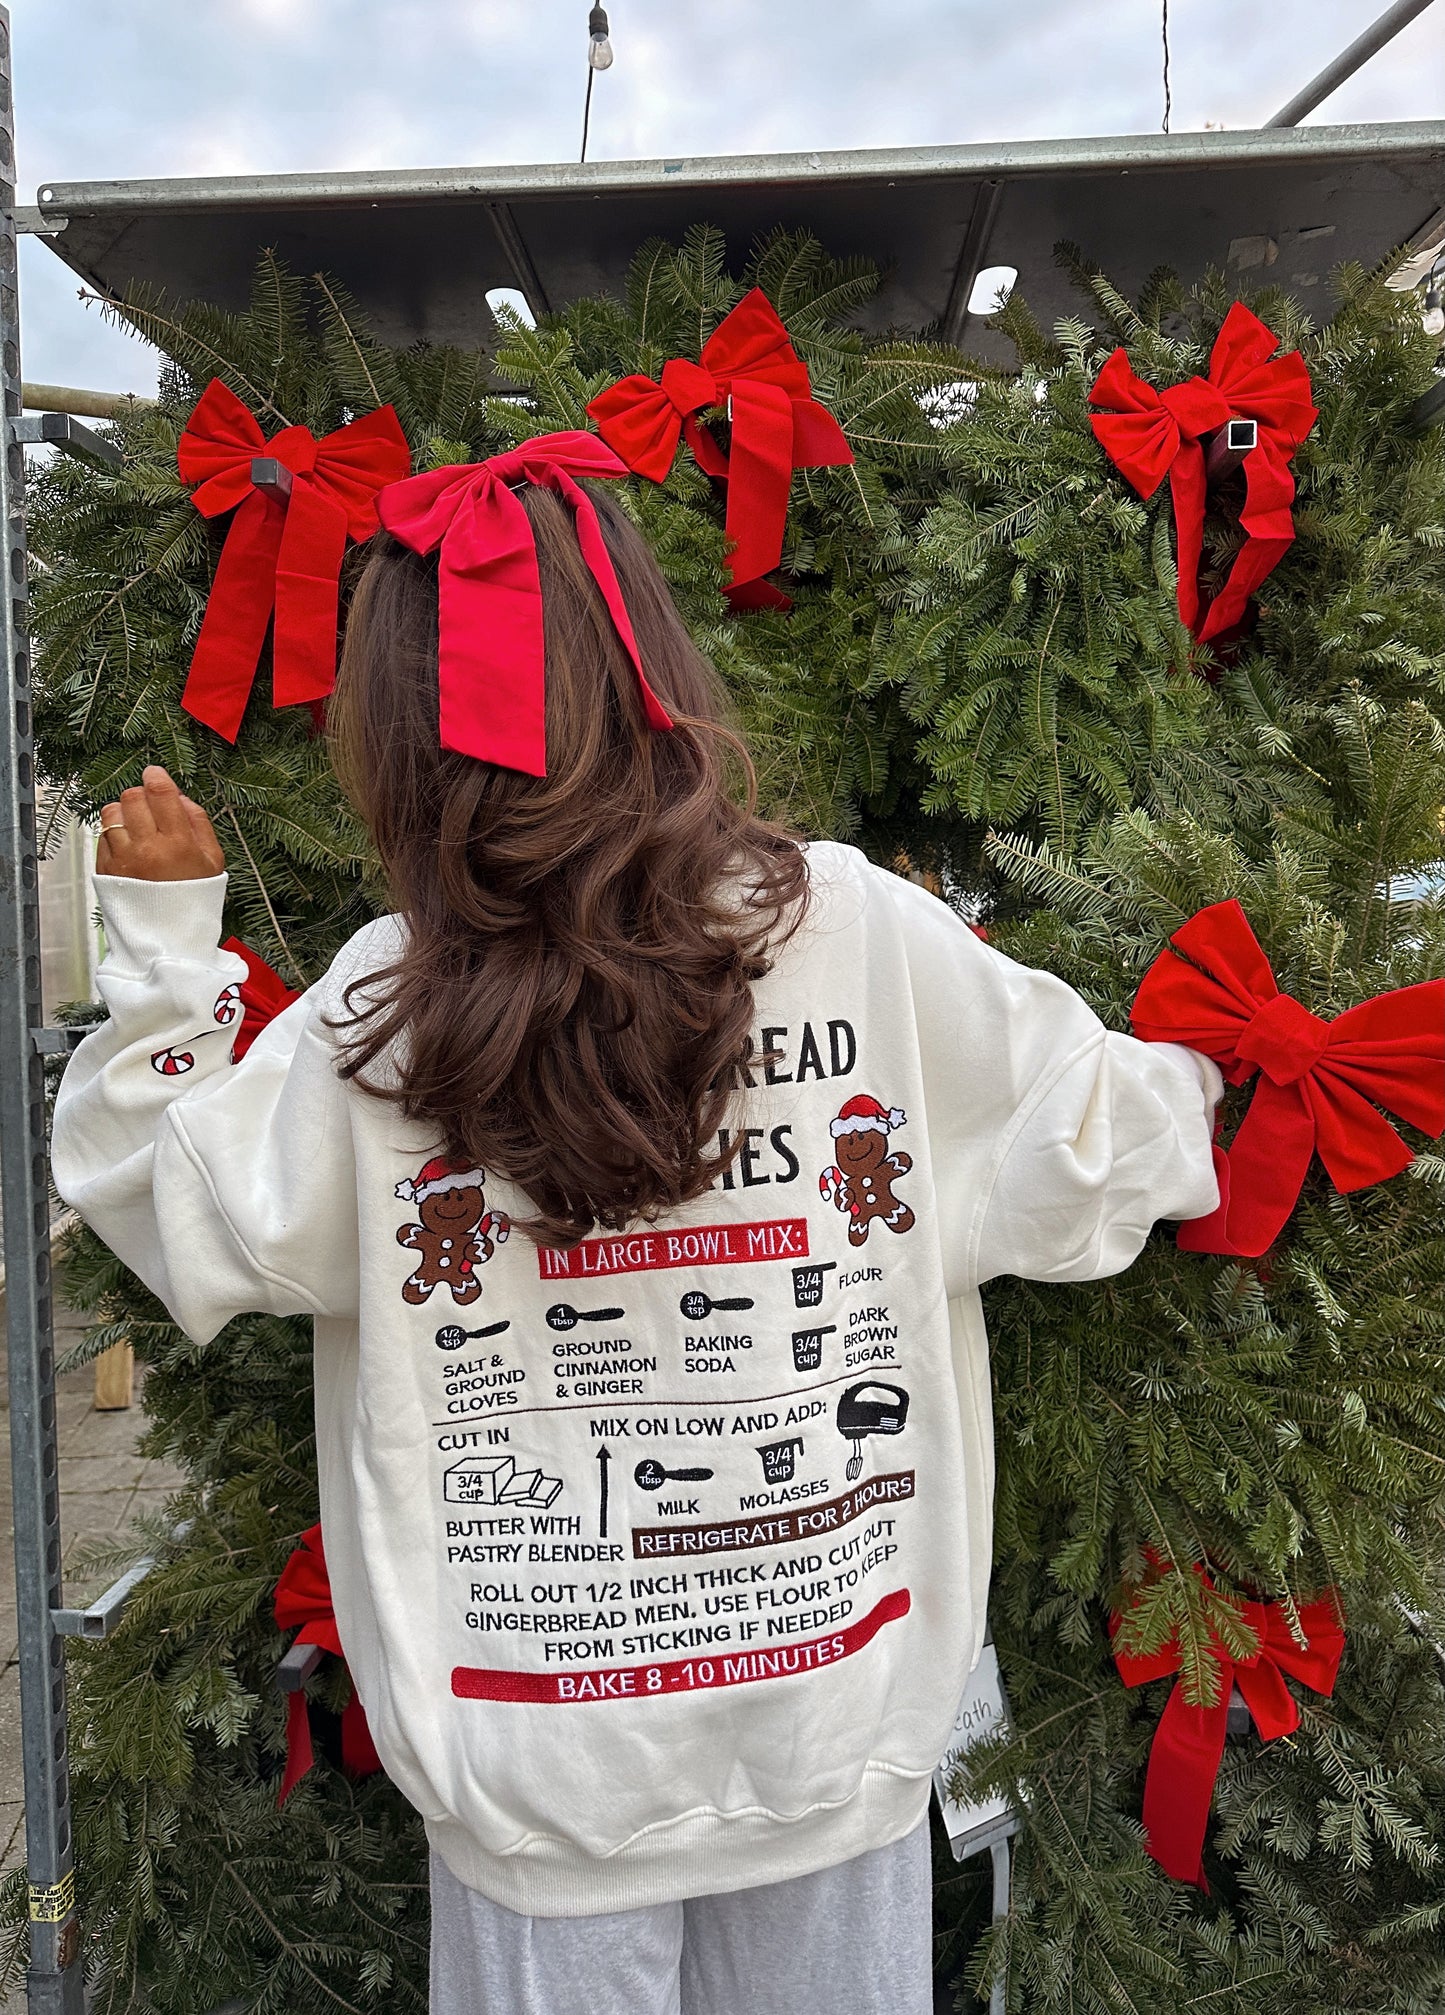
top-left (830, 1094), bottom-right (906, 1139)
top-left (394, 1157), bottom-right (487, 1205)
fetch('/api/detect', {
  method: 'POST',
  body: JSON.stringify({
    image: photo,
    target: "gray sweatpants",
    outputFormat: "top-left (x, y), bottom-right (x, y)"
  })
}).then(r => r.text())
top-left (429, 1818), bottom-right (933, 2015)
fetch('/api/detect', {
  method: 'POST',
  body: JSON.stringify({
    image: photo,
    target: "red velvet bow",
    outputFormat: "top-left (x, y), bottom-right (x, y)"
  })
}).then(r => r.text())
top-left (273, 1523), bottom-right (382, 1804)
top-left (1089, 304), bottom-right (1317, 644)
top-left (179, 380), bottom-right (411, 742)
top-left (1132, 900), bottom-right (1444, 1256)
top-left (219, 937), bottom-right (301, 1060)
top-left (1113, 1563), bottom-right (1344, 1886)
top-left (587, 287), bottom-right (854, 610)
top-left (376, 431), bottom-right (673, 776)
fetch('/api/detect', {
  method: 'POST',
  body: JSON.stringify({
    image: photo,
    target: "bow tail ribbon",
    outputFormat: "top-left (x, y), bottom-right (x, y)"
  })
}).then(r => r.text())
top-left (435, 482), bottom-right (546, 768)
top-left (565, 474), bottom-right (673, 732)
top-left (272, 480), bottom-right (351, 709)
top-left (341, 1694), bottom-right (383, 1777)
top-left (279, 1688), bottom-right (318, 1806)
top-left (717, 378), bottom-right (799, 609)
top-left (276, 1613), bottom-right (380, 1805)
top-left (1138, 1682), bottom-right (1231, 1888)
top-left (1196, 437), bottom-right (1298, 643)
top-left (1178, 1078), bottom-right (1315, 1256)
top-left (181, 489), bottom-right (287, 741)
top-left (1164, 445), bottom-right (1207, 638)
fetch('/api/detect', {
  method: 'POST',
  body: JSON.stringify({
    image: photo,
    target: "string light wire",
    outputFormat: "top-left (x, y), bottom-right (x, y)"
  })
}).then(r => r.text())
top-left (581, 65), bottom-right (596, 162)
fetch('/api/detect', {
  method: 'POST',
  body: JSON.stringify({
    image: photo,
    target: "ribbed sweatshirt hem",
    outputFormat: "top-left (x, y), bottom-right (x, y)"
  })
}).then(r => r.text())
top-left (423, 1763), bottom-right (935, 1918)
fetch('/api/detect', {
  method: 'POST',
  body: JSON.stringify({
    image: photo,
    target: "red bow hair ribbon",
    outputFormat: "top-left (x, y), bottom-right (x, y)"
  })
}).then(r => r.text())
top-left (1113, 1563), bottom-right (1344, 1887)
top-left (1089, 304), bottom-right (1317, 644)
top-left (179, 379), bottom-right (411, 741)
top-left (376, 431), bottom-right (673, 777)
top-left (273, 1524), bottom-right (382, 1804)
top-left (219, 937), bottom-right (301, 1059)
top-left (1131, 899), bottom-right (1444, 1257)
top-left (586, 287), bottom-right (854, 610)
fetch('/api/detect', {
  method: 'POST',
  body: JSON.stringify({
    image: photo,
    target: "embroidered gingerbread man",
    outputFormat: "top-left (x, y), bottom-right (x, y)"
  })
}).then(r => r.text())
top-left (395, 1158), bottom-right (509, 1306)
top-left (820, 1095), bottom-right (915, 1247)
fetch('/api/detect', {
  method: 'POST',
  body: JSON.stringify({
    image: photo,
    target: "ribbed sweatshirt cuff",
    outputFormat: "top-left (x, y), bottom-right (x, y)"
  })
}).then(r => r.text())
top-left (95, 872), bottom-right (231, 973)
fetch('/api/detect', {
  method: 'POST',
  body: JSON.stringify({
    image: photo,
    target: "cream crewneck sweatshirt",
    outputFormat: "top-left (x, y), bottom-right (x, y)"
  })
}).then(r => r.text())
top-left (53, 841), bottom-right (1221, 1916)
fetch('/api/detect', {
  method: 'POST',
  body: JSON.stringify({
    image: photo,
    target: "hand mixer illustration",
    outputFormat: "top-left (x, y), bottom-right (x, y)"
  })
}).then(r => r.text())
top-left (835, 1380), bottom-right (910, 1480)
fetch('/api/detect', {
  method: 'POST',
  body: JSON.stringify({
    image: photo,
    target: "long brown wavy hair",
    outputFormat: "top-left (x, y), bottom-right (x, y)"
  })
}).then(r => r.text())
top-left (329, 478), bottom-right (808, 1248)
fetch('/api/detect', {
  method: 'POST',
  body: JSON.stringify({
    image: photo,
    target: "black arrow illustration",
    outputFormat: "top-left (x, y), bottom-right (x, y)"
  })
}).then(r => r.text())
top-left (596, 1443), bottom-right (611, 1538)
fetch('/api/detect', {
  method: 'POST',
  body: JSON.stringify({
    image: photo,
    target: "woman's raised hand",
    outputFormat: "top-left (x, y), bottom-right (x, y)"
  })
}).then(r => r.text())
top-left (95, 765), bottom-right (227, 881)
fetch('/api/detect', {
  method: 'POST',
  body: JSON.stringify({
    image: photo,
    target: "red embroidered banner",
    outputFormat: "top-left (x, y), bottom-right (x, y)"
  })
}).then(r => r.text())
top-left (452, 1588), bottom-right (909, 1702)
top-left (538, 1217), bottom-right (809, 1279)
top-left (634, 1471), bottom-right (915, 1559)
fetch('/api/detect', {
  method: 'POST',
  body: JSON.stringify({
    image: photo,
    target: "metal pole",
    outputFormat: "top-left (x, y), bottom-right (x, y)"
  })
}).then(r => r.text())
top-left (0, 7), bottom-right (84, 2009)
top-left (1263, 0), bottom-right (1438, 126)
top-left (21, 382), bottom-right (152, 420)
top-left (988, 1838), bottom-right (1010, 2015)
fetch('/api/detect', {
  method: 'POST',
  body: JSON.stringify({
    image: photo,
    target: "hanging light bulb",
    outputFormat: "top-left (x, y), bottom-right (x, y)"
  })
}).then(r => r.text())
top-left (588, 4), bottom-right (614, 69)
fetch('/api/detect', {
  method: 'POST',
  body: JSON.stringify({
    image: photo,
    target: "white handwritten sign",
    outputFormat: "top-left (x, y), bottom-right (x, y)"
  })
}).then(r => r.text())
top-left (932, 1643), bottom-right (1018, 1859)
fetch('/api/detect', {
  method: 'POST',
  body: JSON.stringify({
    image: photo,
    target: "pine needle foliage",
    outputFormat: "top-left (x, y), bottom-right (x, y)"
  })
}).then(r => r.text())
top-left (945, 260), bottom-right (1445, 2015)
top-left (7, 232), bottom-right (1445, 2013)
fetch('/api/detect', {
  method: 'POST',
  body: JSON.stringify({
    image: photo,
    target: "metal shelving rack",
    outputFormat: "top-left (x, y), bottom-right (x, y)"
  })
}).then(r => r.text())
top-left (0, 7), bottom-right (1441, 2007)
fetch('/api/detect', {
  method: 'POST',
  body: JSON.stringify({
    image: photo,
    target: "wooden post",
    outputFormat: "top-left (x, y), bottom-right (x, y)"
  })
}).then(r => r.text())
top-left (92, 1340), bottom-right (133, 1411)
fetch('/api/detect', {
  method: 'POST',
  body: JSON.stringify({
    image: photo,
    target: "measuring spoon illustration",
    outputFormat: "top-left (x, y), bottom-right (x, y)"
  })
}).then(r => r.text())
top-left (546, 1302), bottom-right (625, 1332)
top-left (634, 1459), bottom-right (715, 1492)
top-left (435, 1319), bottom-right (511, 1351)
top-left (679, 1290), bottom-right (754, 1321)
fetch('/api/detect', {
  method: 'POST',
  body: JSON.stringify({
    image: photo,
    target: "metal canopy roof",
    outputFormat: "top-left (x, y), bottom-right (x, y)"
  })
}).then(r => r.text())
top-left (20, 122), bottom-right (1445, 367)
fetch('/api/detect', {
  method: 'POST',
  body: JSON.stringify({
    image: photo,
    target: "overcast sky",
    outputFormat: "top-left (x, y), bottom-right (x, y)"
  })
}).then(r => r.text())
top-left (11, 0), bottom-right (1445, 395)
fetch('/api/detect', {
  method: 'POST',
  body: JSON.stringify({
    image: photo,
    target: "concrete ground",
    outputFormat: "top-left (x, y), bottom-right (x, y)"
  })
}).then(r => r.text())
top-left (0, 1271), bottom-right (184, 2008)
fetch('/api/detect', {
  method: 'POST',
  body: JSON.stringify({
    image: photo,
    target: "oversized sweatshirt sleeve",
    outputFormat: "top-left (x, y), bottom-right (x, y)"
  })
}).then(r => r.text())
top-left (51, 872), bottom-right (364, 1345)
top-left (883, 871), bottom-right (1222, 1292)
